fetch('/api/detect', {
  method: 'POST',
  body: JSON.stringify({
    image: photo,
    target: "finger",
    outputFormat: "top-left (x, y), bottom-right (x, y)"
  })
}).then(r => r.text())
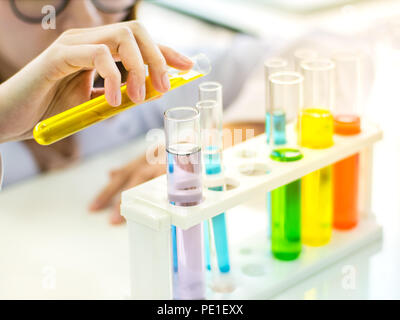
top-left (89, 169), bottom-right (129, 211)
top-left (51, 44), bottom-right (122, 106)
top-left (91, 87), bottom-right (105, 99)
top-left (158, 44), bottom-right (193, 71)
top-left (121, 21), bottom-right (170, 93)
top-left (109, 200), bottom-right (126, 225)
top-left (116, 27), bottom-right (146, 103)
top-left (60, 26), bottom-right (146, 102)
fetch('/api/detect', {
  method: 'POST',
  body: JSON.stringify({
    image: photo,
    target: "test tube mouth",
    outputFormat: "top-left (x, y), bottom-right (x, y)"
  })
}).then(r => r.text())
top-left (332, 50), bottom-right (361, 62)
top-left (264, 57), bottom-right (288, 69)
top-left (269, 71), bottom-right (303, 85)
top-left (191, 53), bottom-right (212, 76)
top-left (196, 100), bottom-right (218, 110)
top-left (301, 58), bottom-right (335, 72)
top-left (198, 81), bottom-right (222, 92)
top-left (294, 48), bottom-right (318, 61)
top-left (164, 106), bottom-right (200, 123)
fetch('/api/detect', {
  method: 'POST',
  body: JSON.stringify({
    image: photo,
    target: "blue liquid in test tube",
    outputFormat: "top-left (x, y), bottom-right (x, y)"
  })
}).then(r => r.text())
top-left (198, 84), bottom-right (230, 275)
top-left (204, 147), bottom-right (230, 273)
top-left (266, 111), bottom-right (287, 145)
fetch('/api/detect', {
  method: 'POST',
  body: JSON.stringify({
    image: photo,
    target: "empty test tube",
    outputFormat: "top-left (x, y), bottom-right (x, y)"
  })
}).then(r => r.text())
top-left (268, 72), bottom-right (304, 260)
top-left (198, 82), bottom-right (230, 274)
top-left (164, 106), bottom-right (205, 300)
top-left (34, 53), bottom-right (211, 145)
top-left (332, 51), bottom-right (363, 230)
top-left (293, 48), bottom-right (318, 72)
top-left (300, 58), bottom-right (335, 246)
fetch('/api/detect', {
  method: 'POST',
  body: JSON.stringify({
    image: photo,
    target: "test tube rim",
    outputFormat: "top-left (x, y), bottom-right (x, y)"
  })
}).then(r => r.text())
top-left (191, 52), bottom-right (212, 76)
top-left (300, 58), bottom-right (335, 72)
top-left (198, 81), bottom-right (223, 92)
top-left (264, 57), bottom-right (288, 69)
top-left (294, 48), bottom-right (318, 61)
top-left (164, 106), bottom-right (200, 123)
top-left (196, 99), bottom-right (218, 110)
top-left (269, 71), bottom-right (304, 85)
top-left (332, 50), bottom-right (362, 62)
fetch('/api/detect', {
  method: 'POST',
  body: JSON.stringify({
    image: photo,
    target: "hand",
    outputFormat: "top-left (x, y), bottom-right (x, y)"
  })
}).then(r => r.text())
top-left (0, 21), bottom-right (193, 143)
top-left (89, 145), bottom-right (166, 225)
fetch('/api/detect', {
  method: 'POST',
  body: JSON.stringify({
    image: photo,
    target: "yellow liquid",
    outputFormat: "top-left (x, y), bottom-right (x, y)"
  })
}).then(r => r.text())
top-left (300, 108), bottom-right (334, 148)
top-left (33, 71), bottom-right (204, 145)
top-left (300, 108), bottom-right (334, 246)
top-left (301, 167), bottom-right (333, 246)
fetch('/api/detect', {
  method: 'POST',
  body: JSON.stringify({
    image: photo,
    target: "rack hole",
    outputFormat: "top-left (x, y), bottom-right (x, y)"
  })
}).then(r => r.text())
top-left (242, 264), bottom-right (266, 277)
top-left (239, 163), bottom-right (270, 176)
top-left (236, 149), bottom-right (257, 158)
top-left (205, 176), bottom-right (240, 190)
top-left (240, 248), bottom-right (252, 255)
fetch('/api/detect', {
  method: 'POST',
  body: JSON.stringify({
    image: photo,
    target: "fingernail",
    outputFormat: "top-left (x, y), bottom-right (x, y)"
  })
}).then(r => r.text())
top-left (179, 54), bottom-right (193, 65)
top-left (89, 202), bottom-right (99, 211)
top-left (139, 84), bottom-right (146, 101)
top-left (115, 89), bottom-right (122, 106)
top-left (161, 72), bottom-right (170, 92)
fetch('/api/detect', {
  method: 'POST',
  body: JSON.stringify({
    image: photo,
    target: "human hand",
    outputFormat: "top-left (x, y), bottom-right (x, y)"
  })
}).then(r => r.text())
top-left (0, 21), bottom-right (193, 143)
top-left (89, 145), bottom-right (166, 224)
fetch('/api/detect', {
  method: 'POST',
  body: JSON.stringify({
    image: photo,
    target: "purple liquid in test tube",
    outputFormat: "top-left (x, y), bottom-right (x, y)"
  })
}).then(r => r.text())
top-left (164, 107), bottom-right (206, 300)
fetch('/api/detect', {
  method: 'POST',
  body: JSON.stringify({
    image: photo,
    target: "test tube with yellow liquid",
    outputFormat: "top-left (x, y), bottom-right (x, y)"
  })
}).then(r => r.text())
top-left (33, 54), bottom-right (211, 145)
top-left (300, 59), bottom-right (335, 246)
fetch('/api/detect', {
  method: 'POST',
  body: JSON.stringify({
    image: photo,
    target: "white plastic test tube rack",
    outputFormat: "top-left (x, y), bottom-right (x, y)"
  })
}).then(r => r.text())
top-left (121, 121), bottom-right (382, 299)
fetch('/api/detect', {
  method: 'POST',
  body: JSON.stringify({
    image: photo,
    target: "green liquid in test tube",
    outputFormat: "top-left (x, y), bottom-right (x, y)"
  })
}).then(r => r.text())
top-left (268, 72), bottom-right (304, 260)
top-left (264, 58), bottom-right (289, 238)
top-left (270, 149), bottom-right (303, 260)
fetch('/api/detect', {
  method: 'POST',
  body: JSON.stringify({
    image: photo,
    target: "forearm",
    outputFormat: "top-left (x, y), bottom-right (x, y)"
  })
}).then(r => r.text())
top-left (0, 56), bottom-right (50, 143)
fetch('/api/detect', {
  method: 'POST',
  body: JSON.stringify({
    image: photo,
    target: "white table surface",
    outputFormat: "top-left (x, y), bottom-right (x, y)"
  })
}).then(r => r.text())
top-left (1, 0), bottom-right (400, 300)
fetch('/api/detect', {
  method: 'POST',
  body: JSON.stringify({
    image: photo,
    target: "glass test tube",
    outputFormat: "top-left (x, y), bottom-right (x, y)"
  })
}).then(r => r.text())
top-left (198, 82), bottom-right (230, 274)
top-left (293, 48), bottom-right (318, 72)
top-left (164, 106), bottom-right (205, 300)
top-left (332, 51), bottom-right (362, 230)
top-left (264, 58), bottom-right (289, 239)
top-left (300, 59), bottom-right (335, 247)
top-left (269, 72), bottom-right (304, 260)
top-left (264, 58), bottom-right (289, 145)
top-left (34, 54), bottom-right (211, 146)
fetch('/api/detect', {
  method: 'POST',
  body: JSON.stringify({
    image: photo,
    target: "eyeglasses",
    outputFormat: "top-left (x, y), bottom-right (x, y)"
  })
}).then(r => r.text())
top-left (9, 0), bottom-right (136, 24)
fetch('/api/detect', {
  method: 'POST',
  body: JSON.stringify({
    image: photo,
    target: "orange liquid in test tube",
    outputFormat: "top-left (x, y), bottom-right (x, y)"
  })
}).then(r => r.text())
top-left (333, 115), bottom-right (361, 230)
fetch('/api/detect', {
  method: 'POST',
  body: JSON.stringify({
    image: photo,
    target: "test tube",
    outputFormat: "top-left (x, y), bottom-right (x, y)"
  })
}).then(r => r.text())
top-left (293, 48), bottom-right (318, 72)
top-left (264, 58), bottom-right (289, 145)
top-left (198, 82), bottom-right (230, 274)
top-left (332, 51), bottom-right (362, 230)
top-left (300, 58), bottom-right (335, 247)
top-left (164, 106), bottom-right (205, 300)
top-left (269, 72), bottom-right (304, 260)
top-left (34, 54), bottom-right (211, 146)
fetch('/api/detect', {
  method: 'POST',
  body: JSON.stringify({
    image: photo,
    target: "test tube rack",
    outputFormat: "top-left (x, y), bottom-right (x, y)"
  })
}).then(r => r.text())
top-left (121, 121), bottom-right (382, 299)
